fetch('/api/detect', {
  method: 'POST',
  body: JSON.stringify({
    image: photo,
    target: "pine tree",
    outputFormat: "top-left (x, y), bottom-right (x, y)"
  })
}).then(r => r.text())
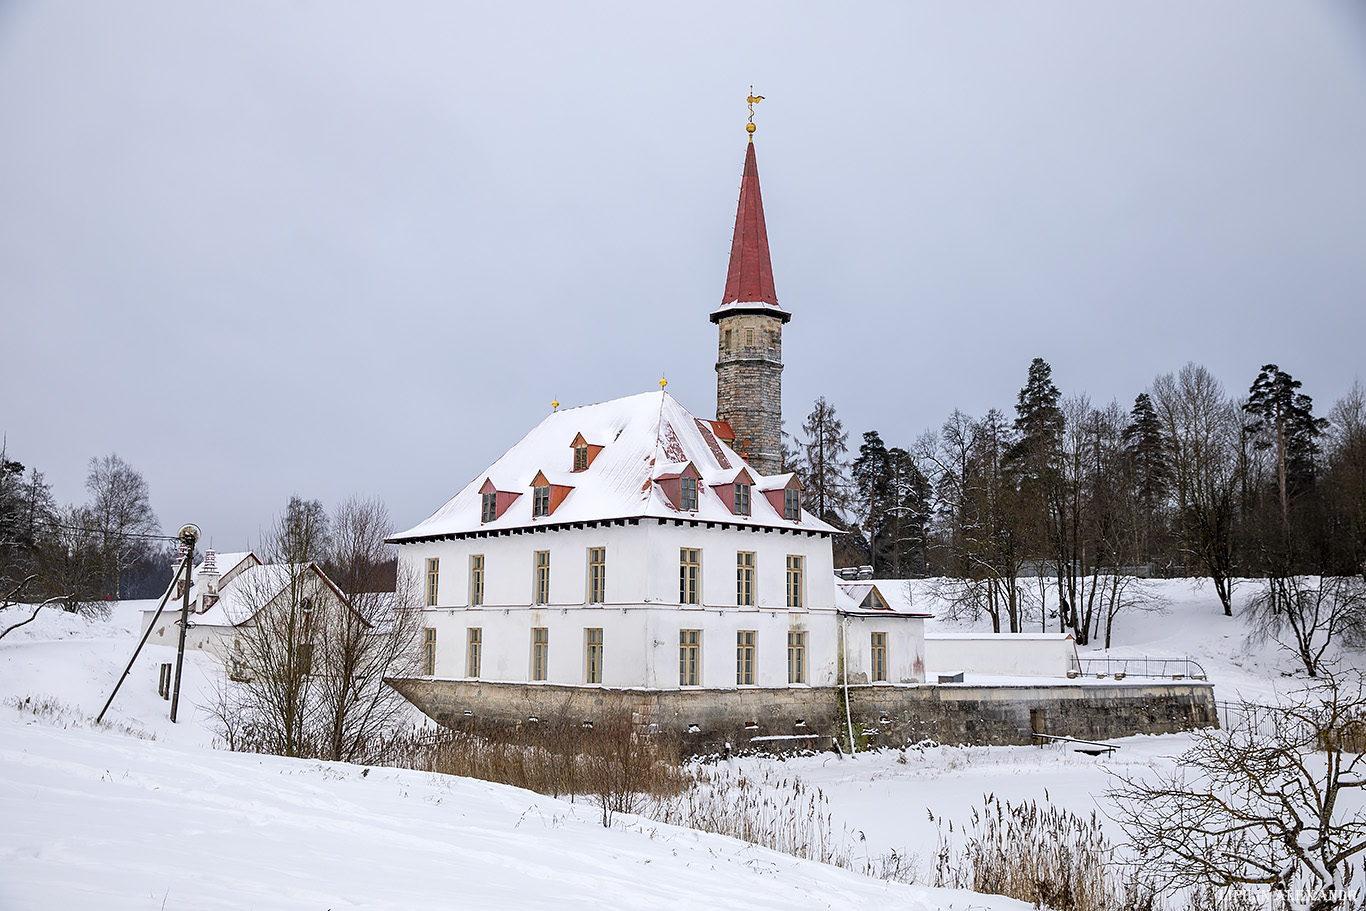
top-left (1243, 364), bottom-right (1329, 521)
top-left (1007, 358), bottom-right (1067, 628)
top-left (1008, 357), bottom-right (1065, 479)
top-left (852, 431), bottom-right (892, 573)
top-left (887, 447), bottom-right (933, 577)
top-left (800, 397), bottom-right (850, 525)
top-left (1122, 392), bottom-right (1170, 563)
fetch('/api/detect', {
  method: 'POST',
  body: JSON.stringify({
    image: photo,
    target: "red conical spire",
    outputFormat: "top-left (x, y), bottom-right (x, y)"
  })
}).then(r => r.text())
top-left (721, 142), bottom-right (780, 307)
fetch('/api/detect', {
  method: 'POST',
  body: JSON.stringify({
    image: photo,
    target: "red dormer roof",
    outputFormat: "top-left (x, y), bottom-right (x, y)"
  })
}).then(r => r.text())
top-left (478, 478), bottom-right (521, 522)
top-left (529, 470), bottom-right (575, 516)
top-left (711, 141), bottom-right (790, 324)
top-left (569, 432), bottom-right (605, 471)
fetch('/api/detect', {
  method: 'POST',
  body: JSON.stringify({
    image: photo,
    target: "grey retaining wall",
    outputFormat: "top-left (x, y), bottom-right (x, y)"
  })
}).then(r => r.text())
top-left (388, 677), bottom-right (1218, 756)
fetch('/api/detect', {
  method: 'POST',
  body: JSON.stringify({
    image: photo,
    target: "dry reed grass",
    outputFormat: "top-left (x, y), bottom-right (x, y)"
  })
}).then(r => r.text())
top-left (931, 793), bottom-right (1152, 911)
top-left (4, 694), bottom-right (155, 740)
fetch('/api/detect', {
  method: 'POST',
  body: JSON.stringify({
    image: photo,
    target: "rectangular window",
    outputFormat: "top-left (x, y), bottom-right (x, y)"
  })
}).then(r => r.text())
top-left (295, 642), bottom-right (313, 675)
top-left (736, 630), bottom-right (755, 685)
top-left (680, 476), bottom-right (698, 511)
top-left (574, 444), bottom-right (588, 471)
top-left (481, 491), bottom-right (497, 523)
top-left (426, 558), bottom-right (440, 607)
top-left (787, 631), bottom-right (806, 684)
top-left (784, 488), bottom-right (800, 520)
top-left (532, 485), bottom-right (551, 517)
top-left (744, 327), bottom-right (754, 347)
top-left (871, 632), bottom-right (887, 682)
top-left (680, 548), bottom-right (700, 605)
top-left (532, 627), bottom-right (549, 681)
top-left (736, 551), bottom-right (755, 606)
top-left (679, 629), bottom-right (700, 686)
top-left (586, 628), bottom-right (603, 684)
top-left (423, 628), bottom-right (437, 675)
top-left (724, 328), bottom-right (732, 350)
top-left (786, 555), bottom-right (804, 609)
top-left (470, 554), bottom-right (484, 606)
top-left (467, 628), bottom-right (482, 678)
top-left (588, 547), bottom-right (606, 604)
top-left (734, 483), bottom-right (751, 516)
top-left (535, 551), bottom-right (550, 605)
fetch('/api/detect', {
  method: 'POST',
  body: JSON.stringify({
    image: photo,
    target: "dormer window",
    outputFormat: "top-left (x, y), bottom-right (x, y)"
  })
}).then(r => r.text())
top-left (681, 476), bottom-right (698, 511)
top-left (861, 588), bottom-right (889, 610)
top-left (784, 488), bottom-right (800, 520)
top-left (713, 469), bottom-right (755, 518)
top-left (569, 433), bottom-right (602, 472)
top-left (481, 491), bottom-right (497, 523)
top-left (734, 482), bottom-right (751, 516)
top-left (533, 485), bottom-right (551, 517)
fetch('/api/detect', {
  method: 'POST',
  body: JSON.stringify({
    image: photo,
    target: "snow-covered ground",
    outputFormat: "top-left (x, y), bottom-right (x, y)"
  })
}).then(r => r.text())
top-left (725, 577), bottom-right (1359, 874)
top-left (0, 579), bottom-right (1354, 909)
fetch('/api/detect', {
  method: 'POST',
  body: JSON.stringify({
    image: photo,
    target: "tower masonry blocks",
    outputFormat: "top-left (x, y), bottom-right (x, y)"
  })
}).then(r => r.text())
top-left (715, 312), bottom-right (784, 475)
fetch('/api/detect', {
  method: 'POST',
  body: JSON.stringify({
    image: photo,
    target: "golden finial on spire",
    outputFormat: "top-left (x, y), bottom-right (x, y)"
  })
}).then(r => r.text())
top-left (659, 375), bottom-right (668, 389)
top-left (552, 398), bottom-right (559, 411)
top-left (746, 86), bottom-right (764, 141)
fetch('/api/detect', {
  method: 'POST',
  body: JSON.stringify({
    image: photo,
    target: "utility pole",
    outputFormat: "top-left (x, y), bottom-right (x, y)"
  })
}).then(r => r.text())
top-left (169, 523), bottom-right (199, 723)
top-left (97, 523), bottom-right (198, 725)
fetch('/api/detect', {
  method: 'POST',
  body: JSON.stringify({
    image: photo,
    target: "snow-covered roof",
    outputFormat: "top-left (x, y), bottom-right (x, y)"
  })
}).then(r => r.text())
top-left (146, 557), bottom-right (349, 629)
top-left (193, 552), bottom-right (254, 585)
top-left (390, 390), bottom-right (838, 542)
top-left (835, 580), bottom-right (932, 617)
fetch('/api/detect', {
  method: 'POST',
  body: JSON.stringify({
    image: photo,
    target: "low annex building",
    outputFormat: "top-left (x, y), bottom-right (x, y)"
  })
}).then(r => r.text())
top-left (139, 549), bottom-right (350, 667)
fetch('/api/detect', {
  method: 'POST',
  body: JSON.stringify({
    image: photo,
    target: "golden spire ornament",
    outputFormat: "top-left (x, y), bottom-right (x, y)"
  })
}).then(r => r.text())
top-left (659, 375), bottom-right (668, 389)
top-left (746, 87), bottom-right (764, 141)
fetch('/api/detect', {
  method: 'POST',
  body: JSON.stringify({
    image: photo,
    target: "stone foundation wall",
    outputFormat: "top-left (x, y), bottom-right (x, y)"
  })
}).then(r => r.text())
top-left (388, 677), bottom-right (1218, 757)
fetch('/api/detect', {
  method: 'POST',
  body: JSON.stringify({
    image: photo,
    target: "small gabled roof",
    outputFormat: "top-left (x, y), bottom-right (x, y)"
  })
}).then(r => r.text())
top-left (835, 580), bottom-right (933, 618)
top-left (757, 472), bottom-right (801, 493)
top-left (390, 390), bottom-right (838, 542)
top-left (652, 460), bottom-right (699, 481)
top-left (154, 561), bottom-right (356, 629)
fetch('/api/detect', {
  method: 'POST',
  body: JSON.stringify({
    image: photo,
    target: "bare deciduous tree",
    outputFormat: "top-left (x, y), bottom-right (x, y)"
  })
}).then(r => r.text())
top-left (313, 496), bottom-right (422, 763)
top-left (1153, 363), bottom-right (1241, 615)
top-left (213, 496), bottom-right (421, 761)
top-left (84, 453), bottom-right (159, 599)
top-left (1108, 673), bottom-right (1366, 911)
top-left (1246, 576), bottom-right (1366, 677)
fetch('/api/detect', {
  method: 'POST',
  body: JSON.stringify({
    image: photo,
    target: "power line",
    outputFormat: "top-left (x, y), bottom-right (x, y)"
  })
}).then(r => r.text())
top-left (6, 517), bottom-right (183, 543)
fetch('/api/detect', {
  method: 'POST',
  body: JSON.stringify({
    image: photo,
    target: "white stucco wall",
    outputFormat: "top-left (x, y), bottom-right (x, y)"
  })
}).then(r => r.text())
top-left (400, 519), bottom-right (924, 689)
top-left (139, 610), bottom-right (236, 659)
top-left (924, 633), bottom-right (1076, 678)
top-left (841, 615), bottom-right (927, 685)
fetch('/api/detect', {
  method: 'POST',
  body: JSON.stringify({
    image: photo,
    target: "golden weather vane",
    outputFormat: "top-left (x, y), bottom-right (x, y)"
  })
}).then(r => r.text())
top-left (746, 86), bottom-right (764, 141)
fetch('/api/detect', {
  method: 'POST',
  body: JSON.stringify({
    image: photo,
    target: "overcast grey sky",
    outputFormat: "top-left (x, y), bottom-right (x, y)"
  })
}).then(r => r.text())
top-left (2, 1), bottom-right (1364, 550)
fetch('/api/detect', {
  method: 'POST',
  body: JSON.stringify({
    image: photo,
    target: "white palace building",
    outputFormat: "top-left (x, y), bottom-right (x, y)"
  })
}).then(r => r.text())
top-left (389, 390), bottom-right (929, 694)
top-left (385, 120), bottom-right (1217, 751)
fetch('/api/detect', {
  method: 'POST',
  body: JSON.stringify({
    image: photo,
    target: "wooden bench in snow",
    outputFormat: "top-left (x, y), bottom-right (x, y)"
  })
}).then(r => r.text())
top-left (1031, 733), bottom-right (1120, 756)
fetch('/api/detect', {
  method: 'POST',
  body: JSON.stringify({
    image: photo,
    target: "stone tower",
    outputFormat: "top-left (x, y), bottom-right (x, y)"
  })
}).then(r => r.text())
top-left (712, 139), bottom-right (790, 476)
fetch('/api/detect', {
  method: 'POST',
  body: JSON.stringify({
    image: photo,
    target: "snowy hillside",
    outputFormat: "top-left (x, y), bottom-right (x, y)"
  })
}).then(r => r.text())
top-left (1, 579), bottom-right (1356, 909)
top-left (0, 600), bottom-right (1023, 910)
